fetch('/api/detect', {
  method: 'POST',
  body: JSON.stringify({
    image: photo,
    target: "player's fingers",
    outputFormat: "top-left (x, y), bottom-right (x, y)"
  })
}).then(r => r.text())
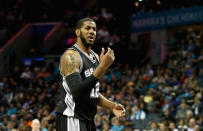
top-left (116, 104), bottom-right (124, 110)
top-left (108, 48), bottom-right (114, 59)
top-left (100, 47), bottom-right (105, 56)
top-left (119, 104), bottom-right (124, 109)
top-left (106, 47), bottom-right (112, 55)
top-left (111, 49), bottom-right (114, 56)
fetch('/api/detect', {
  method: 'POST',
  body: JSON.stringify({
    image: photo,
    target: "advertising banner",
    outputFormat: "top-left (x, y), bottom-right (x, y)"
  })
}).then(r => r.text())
top-left (131, 6), bottom-right (203, 33)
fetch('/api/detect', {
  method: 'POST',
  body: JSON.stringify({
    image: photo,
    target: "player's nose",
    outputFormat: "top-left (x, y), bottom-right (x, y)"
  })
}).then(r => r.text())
top-left (89, 30), bottom-right (95, 36)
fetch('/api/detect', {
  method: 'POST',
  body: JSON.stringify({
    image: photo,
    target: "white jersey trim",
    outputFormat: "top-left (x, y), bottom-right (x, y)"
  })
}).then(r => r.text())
top-left (67, 117), bottom-right (80, 131)
top-left (73, 44), bottom-right (96, 64)
top-left (62, 77), bottom-right (75, 117)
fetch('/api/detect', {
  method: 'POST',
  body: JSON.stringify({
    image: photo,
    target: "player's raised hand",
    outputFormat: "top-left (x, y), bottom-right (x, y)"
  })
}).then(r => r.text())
top-left (99, 47), bottom-right (115, 70)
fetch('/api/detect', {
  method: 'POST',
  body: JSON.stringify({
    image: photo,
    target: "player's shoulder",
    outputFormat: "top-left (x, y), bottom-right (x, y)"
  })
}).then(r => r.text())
top-left (60, 49), bottom-right (81, 64)
top-left (63, 48), bottom-right (80, 57)
top-left (60, 48), bottom-right (81, 76)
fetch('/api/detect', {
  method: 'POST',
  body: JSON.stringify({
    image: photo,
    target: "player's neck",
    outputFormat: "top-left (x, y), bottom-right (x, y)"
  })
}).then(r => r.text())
top-left (77, 41), bottom-right (91, 55)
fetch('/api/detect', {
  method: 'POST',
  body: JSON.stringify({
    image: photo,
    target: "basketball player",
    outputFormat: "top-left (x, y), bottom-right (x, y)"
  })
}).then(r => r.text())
top-left (56, 18), bottom-right (125, 131)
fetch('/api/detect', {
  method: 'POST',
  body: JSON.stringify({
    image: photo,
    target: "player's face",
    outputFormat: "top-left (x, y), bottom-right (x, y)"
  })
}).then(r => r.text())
top-left (80, 21), bottom-right (96, 47)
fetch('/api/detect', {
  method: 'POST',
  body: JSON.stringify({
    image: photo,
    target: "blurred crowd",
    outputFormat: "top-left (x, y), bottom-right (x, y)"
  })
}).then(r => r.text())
top-left (0, 61), bottom-right (60, 131)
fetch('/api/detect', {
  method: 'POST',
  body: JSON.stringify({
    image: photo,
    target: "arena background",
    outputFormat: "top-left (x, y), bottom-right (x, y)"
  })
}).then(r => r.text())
top-left (0, 0), bottom-right (202, 130)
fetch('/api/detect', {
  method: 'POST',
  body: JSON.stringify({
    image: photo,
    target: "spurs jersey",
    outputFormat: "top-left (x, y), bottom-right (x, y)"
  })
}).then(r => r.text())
top-left (57, 44), bottom-right (100, 121)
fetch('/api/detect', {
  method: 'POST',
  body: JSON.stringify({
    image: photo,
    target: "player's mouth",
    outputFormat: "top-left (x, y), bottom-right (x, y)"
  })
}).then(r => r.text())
top-left (87, 36), bottom-right (94, 42)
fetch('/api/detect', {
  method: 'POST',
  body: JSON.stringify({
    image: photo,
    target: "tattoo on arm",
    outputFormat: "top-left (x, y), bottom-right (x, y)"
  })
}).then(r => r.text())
top-left (60, 50), bottom-right (81, 76)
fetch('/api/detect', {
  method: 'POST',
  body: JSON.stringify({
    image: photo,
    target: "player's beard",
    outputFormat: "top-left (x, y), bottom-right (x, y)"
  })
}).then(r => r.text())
top-left (80, 32), bottom-right (94, 48)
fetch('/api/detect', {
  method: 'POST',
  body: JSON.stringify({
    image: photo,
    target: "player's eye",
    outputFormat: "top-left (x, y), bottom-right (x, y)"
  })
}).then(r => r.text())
top-left (86, 26), bottom-right (90, 30)
top-left (92, 27), bottom-right (96, 31)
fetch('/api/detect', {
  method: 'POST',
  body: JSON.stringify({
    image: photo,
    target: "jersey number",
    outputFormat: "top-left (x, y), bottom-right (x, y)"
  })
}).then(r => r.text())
top-left (90, 82), bottom-right (100, 98)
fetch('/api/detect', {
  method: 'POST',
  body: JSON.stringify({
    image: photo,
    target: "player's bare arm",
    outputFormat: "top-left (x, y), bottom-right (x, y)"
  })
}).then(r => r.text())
top-left (98, 93), bottom-right (125, 117)
top-left (60, 50), bottom-right (81, 76)
top-left (98, 93), bottom-right (116, 110)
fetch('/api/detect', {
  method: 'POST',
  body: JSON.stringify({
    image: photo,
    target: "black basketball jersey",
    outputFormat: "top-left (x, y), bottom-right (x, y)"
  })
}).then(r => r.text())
top-left (57, 44), bottom-right (100, 121)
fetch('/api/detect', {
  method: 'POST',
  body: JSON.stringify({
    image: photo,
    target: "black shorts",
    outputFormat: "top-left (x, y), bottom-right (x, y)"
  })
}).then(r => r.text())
top-left (56, 113), bottom-right (96, 131)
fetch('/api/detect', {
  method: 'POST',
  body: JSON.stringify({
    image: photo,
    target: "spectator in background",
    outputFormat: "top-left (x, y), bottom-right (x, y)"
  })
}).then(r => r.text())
top-left (188, 118), bottom-right (197, 131)
top-left (177, 119), bottom-right (188, 130)
top-left (162, 98), bottom-right (170, 112)
top-left (131, 99), bottom-right (139, 112)
top-left (6, 103), bottom-right (17, 116)
top-left (20, 67), bottom-right (32, 86)
top-left (192, 97), bottom-right (203, 117)
top-left (187, 39), bottom-right (195, 52)
top-left (169, 92), bottom-right (179, 108)
top-left (169, 121), bottom-right (178, 131)
top-left (176, 103), bottom-right (188, 120)
top-left (20, 67), bottom-right (32, 80)
top-left (111, 118), bottom-right (124, 131)
top-left (0, 105), bottom-right (6, 116)
top-left (31, 119), bottom-right (40, 131)
top-left (41, 120), bottom-right (48, 131)
top-left (130, 105), bottom-right (146, 120)
top-left (150, 121), bottom-right (159, 131)
top-left (185, 110), bottom-right (194, 126)
top-left (196, 115), bottom-right (203, 128)
top-left (144, 89), bottom-right (156, 112)
top-left (159, 123), bottom-right (166, 131)
top-left (161, 108), bottom-right (175, 122)
top-left (7, 121), bottom-right (15, 131)
top-left (187, 89), bottom-right (196, 106)
top-left (36, 67), bottom-right (50, 79)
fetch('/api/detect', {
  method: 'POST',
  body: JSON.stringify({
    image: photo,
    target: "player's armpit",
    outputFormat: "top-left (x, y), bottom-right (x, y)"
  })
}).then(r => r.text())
top-left (60, 50), bottom-right (81, 76)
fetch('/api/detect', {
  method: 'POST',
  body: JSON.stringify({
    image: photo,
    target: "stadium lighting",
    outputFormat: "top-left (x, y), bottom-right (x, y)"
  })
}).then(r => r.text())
top-left (135, 1), bottom-right (139, 7)
top-left (157, 0), bottom-right (160, 5)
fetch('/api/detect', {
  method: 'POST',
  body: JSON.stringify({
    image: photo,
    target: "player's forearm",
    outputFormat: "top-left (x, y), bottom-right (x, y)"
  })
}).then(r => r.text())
top-left (93, 65), bottom-right (106, 80)
top-left (98, 93), bottom-right (116, 111)
top-left (66, 72), bottom-right (98, 98)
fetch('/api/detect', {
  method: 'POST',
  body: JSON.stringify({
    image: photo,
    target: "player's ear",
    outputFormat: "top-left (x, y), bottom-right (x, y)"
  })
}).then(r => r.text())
top-left (75, 29), bottom-right (80, 37)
